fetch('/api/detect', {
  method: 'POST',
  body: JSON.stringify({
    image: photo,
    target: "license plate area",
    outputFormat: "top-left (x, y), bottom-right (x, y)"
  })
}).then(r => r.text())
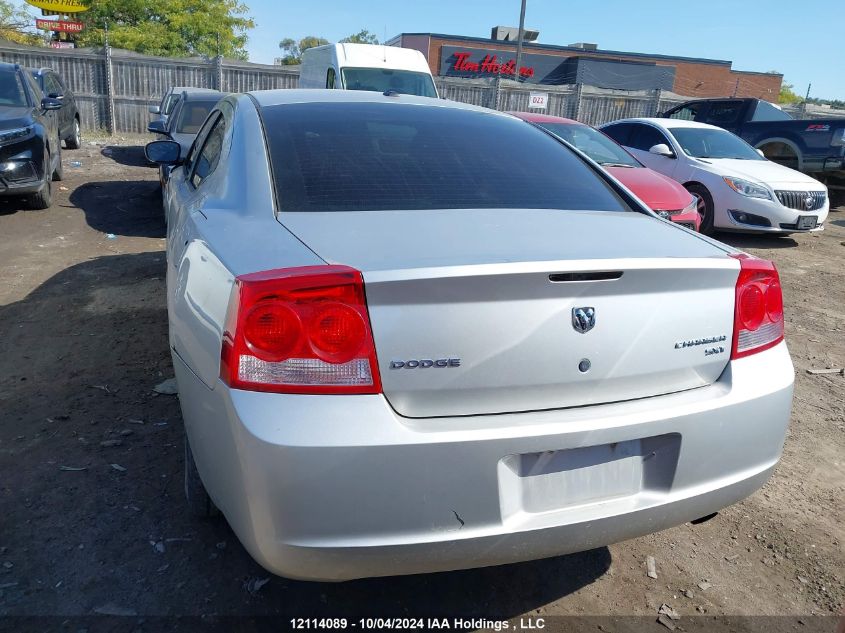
top-left (797, 215), bottom-right (818, 230)
top-left (498, 434), bottom-right (680, 519)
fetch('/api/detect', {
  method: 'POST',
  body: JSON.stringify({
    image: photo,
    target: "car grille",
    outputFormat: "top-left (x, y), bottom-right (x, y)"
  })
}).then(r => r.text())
top-left (775, 190), bottom-right (826, 211)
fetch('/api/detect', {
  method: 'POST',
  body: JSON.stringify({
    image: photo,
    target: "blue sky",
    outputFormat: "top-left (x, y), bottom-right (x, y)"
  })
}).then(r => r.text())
top-left (244, 0), bottom-right (845, 100)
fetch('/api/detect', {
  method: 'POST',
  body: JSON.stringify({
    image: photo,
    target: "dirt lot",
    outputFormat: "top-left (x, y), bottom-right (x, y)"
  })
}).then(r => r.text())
top-left (0, 141), bottom-right (843, 631)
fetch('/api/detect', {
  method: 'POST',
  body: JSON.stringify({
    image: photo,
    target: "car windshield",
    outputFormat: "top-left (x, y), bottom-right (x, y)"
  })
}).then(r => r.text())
top-left (263, 102), bottom-right (629, 213)
top-left (535, 122), bottom-right (641, 167)
top-left (175, 99), bottom-right (220, 134)
top-left (670, 127), bottom-right (764, 160)
top-left (0, 71), bottom-right (29, 107)
top-left (340, 68), bottom-right (437, 97)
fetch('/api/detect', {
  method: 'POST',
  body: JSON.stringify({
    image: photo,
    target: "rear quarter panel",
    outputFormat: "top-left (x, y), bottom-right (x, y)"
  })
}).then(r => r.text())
top-left (167, 96), bottom-right (324, 389)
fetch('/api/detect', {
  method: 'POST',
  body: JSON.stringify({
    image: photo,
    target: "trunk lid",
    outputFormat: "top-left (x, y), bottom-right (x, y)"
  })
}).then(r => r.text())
top-left (280, 209), bottom-right (738, 418)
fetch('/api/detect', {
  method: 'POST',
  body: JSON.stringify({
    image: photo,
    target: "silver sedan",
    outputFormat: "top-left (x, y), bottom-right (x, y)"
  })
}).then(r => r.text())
top-left (145, 90), bottom-right (794, 582)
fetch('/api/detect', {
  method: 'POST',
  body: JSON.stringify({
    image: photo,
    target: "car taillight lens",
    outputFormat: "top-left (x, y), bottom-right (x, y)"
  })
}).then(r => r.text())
top-left (730, 254), bottom-right (784, 359)
top-left (220, 265), bottom-right (382, 394)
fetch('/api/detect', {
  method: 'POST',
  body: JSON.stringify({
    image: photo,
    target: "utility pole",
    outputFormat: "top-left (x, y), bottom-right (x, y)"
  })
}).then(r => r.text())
top-left (513, 0), bottom-right (527, 85)
top-left (803, 83), bottom-right (811, 119)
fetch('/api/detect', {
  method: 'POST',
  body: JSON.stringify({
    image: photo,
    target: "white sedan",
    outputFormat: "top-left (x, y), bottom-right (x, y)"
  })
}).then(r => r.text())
top-left (600, 118), bottom-right (829, 235)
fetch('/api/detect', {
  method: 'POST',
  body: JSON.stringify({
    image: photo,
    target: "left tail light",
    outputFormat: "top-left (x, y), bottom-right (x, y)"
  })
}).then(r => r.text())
top-left (730, 254), bottom-right (784, 359)
top-left (220, 265), bottom-right (382, 394)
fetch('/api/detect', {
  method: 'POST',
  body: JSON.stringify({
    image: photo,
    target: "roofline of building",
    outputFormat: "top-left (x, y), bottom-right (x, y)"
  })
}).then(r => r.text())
top-left (389, 32), bottom-right (738, 67)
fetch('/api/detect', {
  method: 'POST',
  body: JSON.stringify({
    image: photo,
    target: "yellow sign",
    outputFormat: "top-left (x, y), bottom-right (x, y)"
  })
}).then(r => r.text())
top-left (25, 0), bottom-right (89, 13)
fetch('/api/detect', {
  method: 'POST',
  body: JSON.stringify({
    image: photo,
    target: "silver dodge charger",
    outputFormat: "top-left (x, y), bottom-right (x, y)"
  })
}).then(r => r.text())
top-left (145, 90), bottom-right (794, 582)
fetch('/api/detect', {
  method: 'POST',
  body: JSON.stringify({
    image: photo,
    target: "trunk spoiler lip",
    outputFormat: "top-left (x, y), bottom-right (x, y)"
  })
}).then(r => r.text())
top-left (358, 256), bottom-right (740, 283)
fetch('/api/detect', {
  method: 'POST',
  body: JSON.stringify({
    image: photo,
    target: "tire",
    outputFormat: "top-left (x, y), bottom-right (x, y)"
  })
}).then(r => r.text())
top-left (184, 432), bottom-right (219, 519)
top-left (65, 117), bottom-right (81, 150)
top-left (26, 151), bottom-right (52, 210)
top-left (52, 143), bottom-right (63, 182)
top-left (686, 184), bottom-right (715, 235)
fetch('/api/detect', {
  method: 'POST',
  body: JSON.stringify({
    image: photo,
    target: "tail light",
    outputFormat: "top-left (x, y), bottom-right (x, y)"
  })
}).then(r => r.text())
top-left (220, 265), bottom-right (382, 394)
top-left (730, 254), bottom-right (784, 359)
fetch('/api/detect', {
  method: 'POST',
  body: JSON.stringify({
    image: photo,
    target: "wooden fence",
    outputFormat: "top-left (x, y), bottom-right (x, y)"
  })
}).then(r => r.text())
top-left (0, 40), bottom-right (842, 134)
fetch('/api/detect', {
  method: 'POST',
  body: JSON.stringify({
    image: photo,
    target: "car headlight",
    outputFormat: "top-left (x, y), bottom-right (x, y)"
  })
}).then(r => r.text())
top-left (723, 176), bottom-right (771, 200)
top-left (0, 125), bottom-right (35, 145)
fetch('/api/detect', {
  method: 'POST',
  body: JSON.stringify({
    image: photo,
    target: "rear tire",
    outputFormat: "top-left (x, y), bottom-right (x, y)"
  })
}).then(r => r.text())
top-left (184, 432), bottom-right (219, 519)
top-left (65, 117), bottom-right (81, 150)
top-left (686, 184), bottom-right (715, 235)
top-left (27, 151), bottom-right (52, 210)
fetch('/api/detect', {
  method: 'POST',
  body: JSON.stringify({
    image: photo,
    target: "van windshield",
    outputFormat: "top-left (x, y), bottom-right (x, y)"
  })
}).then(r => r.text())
top-left (341, 68), bottom-right (437, 98)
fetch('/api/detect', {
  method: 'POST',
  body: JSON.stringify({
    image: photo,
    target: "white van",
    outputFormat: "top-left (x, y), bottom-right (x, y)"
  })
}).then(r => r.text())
top-left (299, 43), bottom-right (438, 98)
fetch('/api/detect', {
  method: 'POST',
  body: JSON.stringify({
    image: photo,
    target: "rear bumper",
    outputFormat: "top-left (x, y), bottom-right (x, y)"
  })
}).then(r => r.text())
top-left (175, 342), bottom-right (794, 581)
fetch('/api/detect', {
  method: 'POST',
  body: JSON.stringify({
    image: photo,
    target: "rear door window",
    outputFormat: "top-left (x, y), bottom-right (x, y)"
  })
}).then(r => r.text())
top-left (263, 102), bottom-right (629, 213)
top-left (707, 101), bottom-right (743, 125)
top-left (666, 102), bottom-right (706, 121)
top-left (601, 122), bottom-right (635, 146)
top-left (190, 114), bottom-right (226, 188)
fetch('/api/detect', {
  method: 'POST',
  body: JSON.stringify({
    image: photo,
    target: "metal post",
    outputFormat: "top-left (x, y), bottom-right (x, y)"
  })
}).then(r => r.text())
top-left (513, 0), bottom-right (527, 85)
top-left (103, 22), bottom-right (116, 135)
top-left (215, 32), bottom-right (224, 91)
top-left (572, 82), bottom-right (583, 121)
top-left (652, 88), bottom-right (663, 117)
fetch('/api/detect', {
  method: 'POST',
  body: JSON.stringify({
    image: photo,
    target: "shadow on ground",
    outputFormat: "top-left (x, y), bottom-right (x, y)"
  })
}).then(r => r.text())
top-left (69, 180), bottom-right (164, 238)
top-left (715, 231), bottom-right (798, 250)
top-left (0, 251), bottom-right (611, 618)
top-left (101, 145), bottom-right (155, 168)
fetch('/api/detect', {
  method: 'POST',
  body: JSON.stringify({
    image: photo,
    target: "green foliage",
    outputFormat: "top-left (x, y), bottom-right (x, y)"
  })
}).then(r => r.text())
top-left (339, 29), bottom-right (379, 45)
top-left (0, 0), bottom-right (44, 46)
top-left (778, 82), bottom-right (803, 105)
top-left (277, 35), bottom-right (329, 65)
top-left (77, 0), bottom-right (255, 60)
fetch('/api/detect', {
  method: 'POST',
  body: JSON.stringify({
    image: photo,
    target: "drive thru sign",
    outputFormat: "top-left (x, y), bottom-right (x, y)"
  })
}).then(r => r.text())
top-left (528, 92), bottom-right (548, 110)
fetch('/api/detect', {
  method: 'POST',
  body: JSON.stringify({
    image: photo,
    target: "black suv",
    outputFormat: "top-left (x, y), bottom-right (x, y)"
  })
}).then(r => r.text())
top-left (0, 62), bottom-right (63, 209)
top-left (30, 67), bottom-right (81, 149)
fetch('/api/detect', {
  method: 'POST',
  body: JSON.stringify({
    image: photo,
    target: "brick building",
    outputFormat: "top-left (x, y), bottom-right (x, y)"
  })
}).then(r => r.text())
top-left (387, 32), bottom-right (782, 101)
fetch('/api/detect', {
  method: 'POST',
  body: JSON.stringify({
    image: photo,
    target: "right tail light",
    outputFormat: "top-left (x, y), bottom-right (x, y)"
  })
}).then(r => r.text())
top-left (730, 254), bottom-right (784, 359)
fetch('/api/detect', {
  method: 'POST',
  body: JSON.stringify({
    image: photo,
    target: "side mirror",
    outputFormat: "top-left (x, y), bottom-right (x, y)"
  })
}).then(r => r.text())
top-left (41, 97), bottom-right (63, 111)
top-left (145, 140), bottom-right (182, 165)
top-left (755, 148), bottom-right (766, 158)
top-left (649, 143), bottom-right (674, 158)
top-left (147, 120), bottom-right (167, 134)
top-left (149, 105), bottom-right (161, 114)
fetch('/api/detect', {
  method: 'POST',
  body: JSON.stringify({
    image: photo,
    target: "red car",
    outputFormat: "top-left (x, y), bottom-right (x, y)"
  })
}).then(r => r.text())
top-left (509, 112), bottom-right (701, 231)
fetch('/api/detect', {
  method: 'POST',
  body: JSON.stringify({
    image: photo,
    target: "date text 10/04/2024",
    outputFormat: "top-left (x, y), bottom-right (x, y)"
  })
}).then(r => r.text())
top-left (290, 618), bottom-right (546, 630)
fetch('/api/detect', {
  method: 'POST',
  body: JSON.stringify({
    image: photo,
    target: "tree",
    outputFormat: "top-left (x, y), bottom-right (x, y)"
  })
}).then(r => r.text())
top-left (0, 1), bottom-right (43, 46)
top-left (77, 0), bottom-right (255, 60)
top-left (277, 35), bottom-right (328, 65)
top-left (769, 72), bottom-right (803, 105)
top-left (339, 29), bottom-right (379, 45)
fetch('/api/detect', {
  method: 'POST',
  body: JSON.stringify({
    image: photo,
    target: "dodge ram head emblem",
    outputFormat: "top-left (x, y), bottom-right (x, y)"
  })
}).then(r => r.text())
top-left (805, 195), bottom-right (815, 210)
top-left (572, 307), bottom-right (596, 333)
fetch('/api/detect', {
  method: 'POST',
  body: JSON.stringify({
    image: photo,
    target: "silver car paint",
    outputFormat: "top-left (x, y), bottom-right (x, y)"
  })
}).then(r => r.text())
top-left (280, 209), bottom-right (737, 417)
top-left (162, 90), bottom-right (794, 580)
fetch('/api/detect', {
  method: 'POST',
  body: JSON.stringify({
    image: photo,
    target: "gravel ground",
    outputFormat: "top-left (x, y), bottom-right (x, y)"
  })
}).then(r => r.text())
top-left (0, 140), bottom-right (842, 632)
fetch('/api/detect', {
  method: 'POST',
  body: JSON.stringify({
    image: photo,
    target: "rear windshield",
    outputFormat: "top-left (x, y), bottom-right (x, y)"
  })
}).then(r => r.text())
top-left (263, 102), bottom-right (629, 213)
top-left (534, 122), bottom-right (641, 168)
top-left (175, 99), bottom-right (220, 133)
top-left (341, 68), bottom-right (437, 98)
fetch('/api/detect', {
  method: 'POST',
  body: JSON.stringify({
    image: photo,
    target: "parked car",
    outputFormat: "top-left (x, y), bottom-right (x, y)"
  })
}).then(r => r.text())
top-left (299, 43), bottom-right (438, 97)
top-left (600, 118), bottom-right (829, 235)
top-left (148, 89), bottom-right (223, 186)
top-left (145, 90), bottom-right (794, 582)
top-left (0, 62), bottom-right (64, 209)
top-left (29, 67), bottom-right (80, 150)
top-left (148, 86), bottom-right (218, 129)
top-left (661, 98), bottom-right (845, 201)
top-left (509, 112), bottom-right (700, 230)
